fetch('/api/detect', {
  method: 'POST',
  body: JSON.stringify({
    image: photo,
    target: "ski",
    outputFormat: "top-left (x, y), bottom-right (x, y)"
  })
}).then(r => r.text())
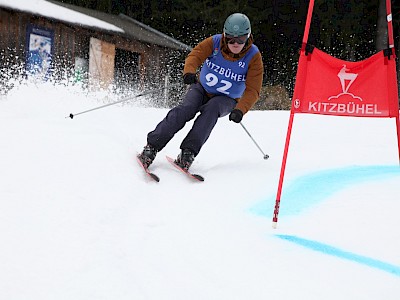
top-left (166, 156), bottom-right (205, 182)
top-left (136, 155), bottom-right (160, 182)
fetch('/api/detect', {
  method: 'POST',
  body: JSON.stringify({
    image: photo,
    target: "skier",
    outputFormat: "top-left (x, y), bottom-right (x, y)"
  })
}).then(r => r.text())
top-left (138, 13), bottom-right (264, 171)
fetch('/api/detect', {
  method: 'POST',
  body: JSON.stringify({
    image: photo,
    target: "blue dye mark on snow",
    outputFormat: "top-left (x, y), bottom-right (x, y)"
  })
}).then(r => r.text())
top-left (276, 235), bottom-right (400, 277)
top-left (250, 165), bottom-right (400, 217)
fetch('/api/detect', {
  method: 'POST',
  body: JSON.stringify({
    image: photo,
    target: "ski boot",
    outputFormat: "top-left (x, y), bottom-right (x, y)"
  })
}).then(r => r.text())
top-left (175, 149), bottom-right (195, 171)
top-left (138, 144), bottom-right (158, 168)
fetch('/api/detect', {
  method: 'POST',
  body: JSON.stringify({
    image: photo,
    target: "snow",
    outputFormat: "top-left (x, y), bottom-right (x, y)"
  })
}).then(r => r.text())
top-left (0, 81), bottom-right (399, 299)
top-left (0, 0), bottom-right (123, 33)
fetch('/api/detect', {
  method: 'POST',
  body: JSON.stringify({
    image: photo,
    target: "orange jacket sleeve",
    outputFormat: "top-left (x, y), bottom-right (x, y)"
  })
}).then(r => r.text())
top-left (235, 51), bottom-right (263, 114)
top-left (183, 37), bottom-right (213, 75)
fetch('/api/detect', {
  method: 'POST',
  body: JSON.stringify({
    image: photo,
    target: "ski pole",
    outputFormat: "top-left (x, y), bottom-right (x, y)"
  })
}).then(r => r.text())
top-left (67, 84), bottom-right (180, 119)
top-left (240, 121), bottom-right (269, 160)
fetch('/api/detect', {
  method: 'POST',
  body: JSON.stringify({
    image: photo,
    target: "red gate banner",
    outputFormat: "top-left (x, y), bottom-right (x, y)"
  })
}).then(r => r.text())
top-left (292, 47), bottom-right (399, 118)
top-left (273, 0), bottom-right (400, 228)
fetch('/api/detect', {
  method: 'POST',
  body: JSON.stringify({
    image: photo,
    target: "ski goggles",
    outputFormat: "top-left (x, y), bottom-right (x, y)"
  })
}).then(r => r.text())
top-left (225, 34), bottom-right (249, 45)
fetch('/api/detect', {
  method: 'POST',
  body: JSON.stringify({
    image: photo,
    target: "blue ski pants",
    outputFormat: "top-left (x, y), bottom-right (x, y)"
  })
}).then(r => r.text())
top-left (147, 83), bottom-right (237, 156)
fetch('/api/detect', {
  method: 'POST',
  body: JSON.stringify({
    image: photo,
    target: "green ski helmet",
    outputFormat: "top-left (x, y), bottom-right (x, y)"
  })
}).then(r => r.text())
top-left (223, 13), bottom-right (251, 37)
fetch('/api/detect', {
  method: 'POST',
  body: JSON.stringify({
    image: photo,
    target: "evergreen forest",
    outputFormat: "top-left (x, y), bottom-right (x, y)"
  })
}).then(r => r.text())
top-left (59, 0), bottom-right (400, 97)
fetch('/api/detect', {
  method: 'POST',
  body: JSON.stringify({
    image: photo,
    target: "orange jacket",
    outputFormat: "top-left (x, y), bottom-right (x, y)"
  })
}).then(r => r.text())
top-left (183, 35), bottom-right (264, 114)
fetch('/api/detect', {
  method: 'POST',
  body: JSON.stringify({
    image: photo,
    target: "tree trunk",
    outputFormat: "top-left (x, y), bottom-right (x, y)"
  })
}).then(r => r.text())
top-left (376, 0), bottom-right (388, 51)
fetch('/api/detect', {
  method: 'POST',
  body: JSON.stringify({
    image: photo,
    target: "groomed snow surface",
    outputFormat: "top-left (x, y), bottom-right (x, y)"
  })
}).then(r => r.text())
top-left (1, 82), bottom-right (399, 299)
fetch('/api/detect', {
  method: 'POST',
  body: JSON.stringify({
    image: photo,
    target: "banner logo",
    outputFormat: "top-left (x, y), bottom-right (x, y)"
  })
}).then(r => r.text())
top-left (294, 99), bottom-right (301, 109)
top-left (328, 65), bottom-right (363, 101)
top-left (304, 63), bottom-right (382, 116)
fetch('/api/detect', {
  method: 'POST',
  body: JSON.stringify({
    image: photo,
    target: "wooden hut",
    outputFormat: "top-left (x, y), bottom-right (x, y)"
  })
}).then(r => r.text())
top-left (0, 0), bottom-right (191, 90)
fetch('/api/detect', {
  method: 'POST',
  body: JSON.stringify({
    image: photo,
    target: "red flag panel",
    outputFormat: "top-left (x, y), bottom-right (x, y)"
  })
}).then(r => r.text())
top-left (292, 48), bottom-right (399, 117)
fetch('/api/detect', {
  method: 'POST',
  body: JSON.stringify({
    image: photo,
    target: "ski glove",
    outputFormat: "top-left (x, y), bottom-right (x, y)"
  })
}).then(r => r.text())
top-left (229, 109), bottom-right (243, 123)
top-left (183, 73), bottom-right (197, 85)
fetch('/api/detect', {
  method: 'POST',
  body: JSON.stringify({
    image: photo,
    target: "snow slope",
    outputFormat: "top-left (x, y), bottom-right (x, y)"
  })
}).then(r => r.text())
top-left (0, 82), bottom-right (399, 300)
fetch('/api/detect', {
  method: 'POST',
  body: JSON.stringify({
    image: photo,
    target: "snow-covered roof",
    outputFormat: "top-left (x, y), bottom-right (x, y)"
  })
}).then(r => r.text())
top-left (51, 1), bottom-right (192, 51)
top-left (0, 0), bottom-right (192, 51)
top-left (0, 0), bottom-right (124, 33)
